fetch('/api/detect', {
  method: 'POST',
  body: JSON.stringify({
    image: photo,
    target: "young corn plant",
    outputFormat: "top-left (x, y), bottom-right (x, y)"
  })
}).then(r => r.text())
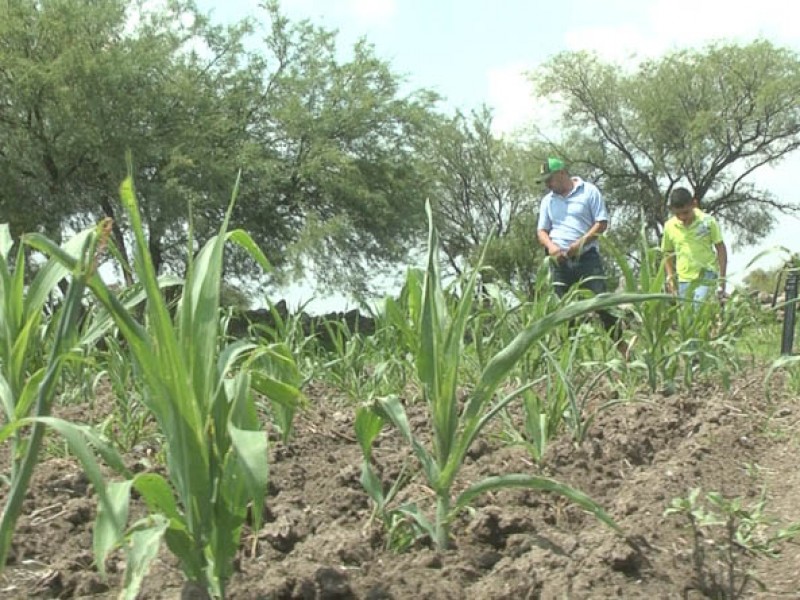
top-left (501, 320), bottom-right (625, 465)
top-left (672, 296), bottom-right (733, 388)
top-left (764, 354), bottom-right (800, 403)
top-left (355, 405), bottom-right (423, 552)
top-left (604, 233), bottom-right (681, 391)
top-left (368, 201), bottom-right (668, 550)
top-left (0, 223), bottom-right (91, 483)
top-left (320, 320), bottom-right (375, 402)
top-left (0, 220), bottom-right (131, 575)
top-left (247, 299), bottom-right (322, 383)
top-left (26, 173), bottom-right (302, 599)
top-left (538, 327), bottom-right (627, 446)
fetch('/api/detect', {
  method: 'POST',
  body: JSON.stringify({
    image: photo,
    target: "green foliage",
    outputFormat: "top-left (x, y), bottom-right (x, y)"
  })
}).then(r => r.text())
top-left (478, 212), bottom-right (544, 296)
top-left (423, 107), bottom-right (541, 281)
top-left (0, 221), bottom-right (129, 577)
top-left (765, 355), bottom-right (800, 401)
top-left (603, 233), bottom-right (753, 393)
top-left (0, 0), bottom-right (441, 295)
top-left (92, 334), bottom-right (153, 453)
top-left (354, 405), bottom-right (422, 552)
top-left (666, 488), bottom-right (800, 598)
top-left (361, 201), bottom-right (667, 551)
top-left (24, 172), bottom-right (303, 598)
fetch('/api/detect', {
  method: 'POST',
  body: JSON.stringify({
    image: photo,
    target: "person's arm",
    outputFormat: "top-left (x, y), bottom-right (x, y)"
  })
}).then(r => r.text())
top-left (537, 196), bottom-right (565, 261)
top-left (715, 241), bottom-right (728, 294)
top-left (538, 229), bottom-right (565, 260)
top-left (664, 254), bottom-right (677, 295)
top-left (567, 220), bottom-right (608, 257)
top-left (662, 229), bottom-right (677, 294)
top-left (709, 217), bottom-right (727, 295)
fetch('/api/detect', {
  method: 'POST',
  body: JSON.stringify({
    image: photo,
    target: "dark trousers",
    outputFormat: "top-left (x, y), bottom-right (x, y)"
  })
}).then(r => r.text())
top-left (550, 249), bottom-right (621, 341)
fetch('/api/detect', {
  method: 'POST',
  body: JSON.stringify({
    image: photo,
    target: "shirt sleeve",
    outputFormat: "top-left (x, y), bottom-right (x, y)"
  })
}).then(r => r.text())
top-left (709, 217), bottom-right (723, 244)
top-left (537, 196), bottom-right (551, 231)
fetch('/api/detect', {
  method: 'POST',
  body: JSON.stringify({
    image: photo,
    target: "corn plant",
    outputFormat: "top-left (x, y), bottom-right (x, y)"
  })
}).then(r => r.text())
top-left (764, 354), bottom-right (800, 402)
top-left (501, 324), bottom-right (630, 464)
top-left (604, 233), bottom-right (684, 391)
top-left (91, 332), bottom-right (153, 452)
top-left (247, 299), bottom-right (322, 382)
top-left (366, 201), bottom-right (668, 550)
top-left (0, 220), bottom-right (132, 574)
top-left (355, 405), bottom-right (422, 552)
top-left (320, 320), bottom-right (374, 402)
top-left (0, 224), bottom-right (90, 480)
top-left (25, 172), bottom-right (302, 598)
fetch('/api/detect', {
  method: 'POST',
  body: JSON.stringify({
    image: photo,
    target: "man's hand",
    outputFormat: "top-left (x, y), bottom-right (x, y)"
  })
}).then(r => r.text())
top-left (566, 239), bottom-right (583, 258)
top-left (548, 244), bottom-right (567, 263)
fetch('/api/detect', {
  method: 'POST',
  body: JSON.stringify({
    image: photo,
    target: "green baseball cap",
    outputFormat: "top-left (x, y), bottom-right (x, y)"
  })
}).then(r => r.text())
top-left (537, 157), bottom-right (565, 182)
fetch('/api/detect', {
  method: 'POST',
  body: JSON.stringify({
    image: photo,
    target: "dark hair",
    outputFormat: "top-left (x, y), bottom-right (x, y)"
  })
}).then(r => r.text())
top-left (669, 187), bottom-right (694, 208)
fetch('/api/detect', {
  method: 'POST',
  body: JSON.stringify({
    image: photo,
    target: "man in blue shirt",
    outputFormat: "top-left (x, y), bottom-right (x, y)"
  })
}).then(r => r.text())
top-left (536, 157), bottom-right (626, 354)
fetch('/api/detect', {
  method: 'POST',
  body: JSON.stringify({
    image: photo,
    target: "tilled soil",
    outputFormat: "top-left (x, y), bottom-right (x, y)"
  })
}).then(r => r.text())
top-left (1, 367), bottom-right (799, 599)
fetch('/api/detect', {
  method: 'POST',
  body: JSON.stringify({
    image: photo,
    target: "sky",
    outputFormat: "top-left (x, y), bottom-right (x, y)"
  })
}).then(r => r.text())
top-left (196, 0), bottom-right (800, 311)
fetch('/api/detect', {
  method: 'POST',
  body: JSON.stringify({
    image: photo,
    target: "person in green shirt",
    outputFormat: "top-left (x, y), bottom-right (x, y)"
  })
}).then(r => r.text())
top-left (661, 187), bottom-right (728, 303)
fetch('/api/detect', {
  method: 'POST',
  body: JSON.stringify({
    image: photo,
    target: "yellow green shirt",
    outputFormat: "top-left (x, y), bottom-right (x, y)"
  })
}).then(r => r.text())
top-left (661, 209), bottom-right (723, 282)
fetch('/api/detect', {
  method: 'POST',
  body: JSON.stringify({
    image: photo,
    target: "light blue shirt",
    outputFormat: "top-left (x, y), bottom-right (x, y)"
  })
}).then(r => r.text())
top-left (537, 177), bottom-right (609, 252)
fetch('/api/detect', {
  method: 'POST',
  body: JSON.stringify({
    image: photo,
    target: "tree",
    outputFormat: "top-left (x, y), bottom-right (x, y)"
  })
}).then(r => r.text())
top-left (743, 267), bottom-right (784, 296)
top-left (0, 0), bottom-right (440, 296)
top-left (423, 107), bottom-right (542, 283)
top-left (531, 40), bottom-right (800, 250)
top-left (0, 0), bottom-right (253, 282)
top-left (233, 3), bottom-right (439, 295)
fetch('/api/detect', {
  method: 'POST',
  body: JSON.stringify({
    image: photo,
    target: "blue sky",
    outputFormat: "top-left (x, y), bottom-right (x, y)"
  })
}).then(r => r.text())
top-left (196, 0), bottom-right (800, 308)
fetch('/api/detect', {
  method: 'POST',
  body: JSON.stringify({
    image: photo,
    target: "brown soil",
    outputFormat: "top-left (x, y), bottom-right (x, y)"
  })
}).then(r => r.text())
top-left (1, 367), bottom-right (799, 599)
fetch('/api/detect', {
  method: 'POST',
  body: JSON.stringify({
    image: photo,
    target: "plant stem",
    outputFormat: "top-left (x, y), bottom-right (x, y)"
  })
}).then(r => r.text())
top-left (434, 494), bottom-right (450, 551)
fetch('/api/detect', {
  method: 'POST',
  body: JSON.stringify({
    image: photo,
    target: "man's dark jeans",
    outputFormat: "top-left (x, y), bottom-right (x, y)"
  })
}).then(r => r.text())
top-left (550, 248), bottom-right (621, 340)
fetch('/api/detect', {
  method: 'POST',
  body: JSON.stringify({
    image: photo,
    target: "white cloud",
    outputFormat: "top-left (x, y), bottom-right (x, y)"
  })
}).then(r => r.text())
top-left (345, 0), bottom-right (397, 27)
top-left (486, 64), bottom-right (536, 136)
top-left (564, 23), bottom-right (661, 65)
top-left (486, 64), bottom-right (569, 139)
top-left (567, 0), bottom-right (798, 62)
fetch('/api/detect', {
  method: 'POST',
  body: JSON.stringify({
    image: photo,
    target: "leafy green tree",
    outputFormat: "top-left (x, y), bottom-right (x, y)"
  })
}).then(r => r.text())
top-left (480, 211), bottom-right (542, 295)
top-left (0, 0), bottom-right (440, 295)
top-left (743, 266), bottom-right (787, 296)
top-left (235, 3), bottom-right (439, 295)
top-left (531, 40), bottom-right (800, 250)
top-left (0, 0), bottom-right (251, 281)
top-left (423, 107), bottom-right (542, 284)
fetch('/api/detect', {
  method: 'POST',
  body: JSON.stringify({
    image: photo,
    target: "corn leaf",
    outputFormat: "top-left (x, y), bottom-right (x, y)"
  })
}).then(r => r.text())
top-left (94, 481), bottom-right (134, 579)
top-left (228, 423), bottom-right (269, 531)
top-left (121, 515), bottom-right (170, 600)
top-left (377, 395), bottom-right (439, 485)
top-left (455, 474), bottom-right (621, 534)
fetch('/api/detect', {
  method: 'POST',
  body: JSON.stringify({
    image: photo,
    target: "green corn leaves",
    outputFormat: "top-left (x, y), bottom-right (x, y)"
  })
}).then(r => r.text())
top-left (364, 200), bottom-right (667, 550)
top-left (6, 169), bottom-right (302, 598)
top-left (85, 173), bottom-right (301, 597)
top-left (0, 223), bottom-right (115, 571)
